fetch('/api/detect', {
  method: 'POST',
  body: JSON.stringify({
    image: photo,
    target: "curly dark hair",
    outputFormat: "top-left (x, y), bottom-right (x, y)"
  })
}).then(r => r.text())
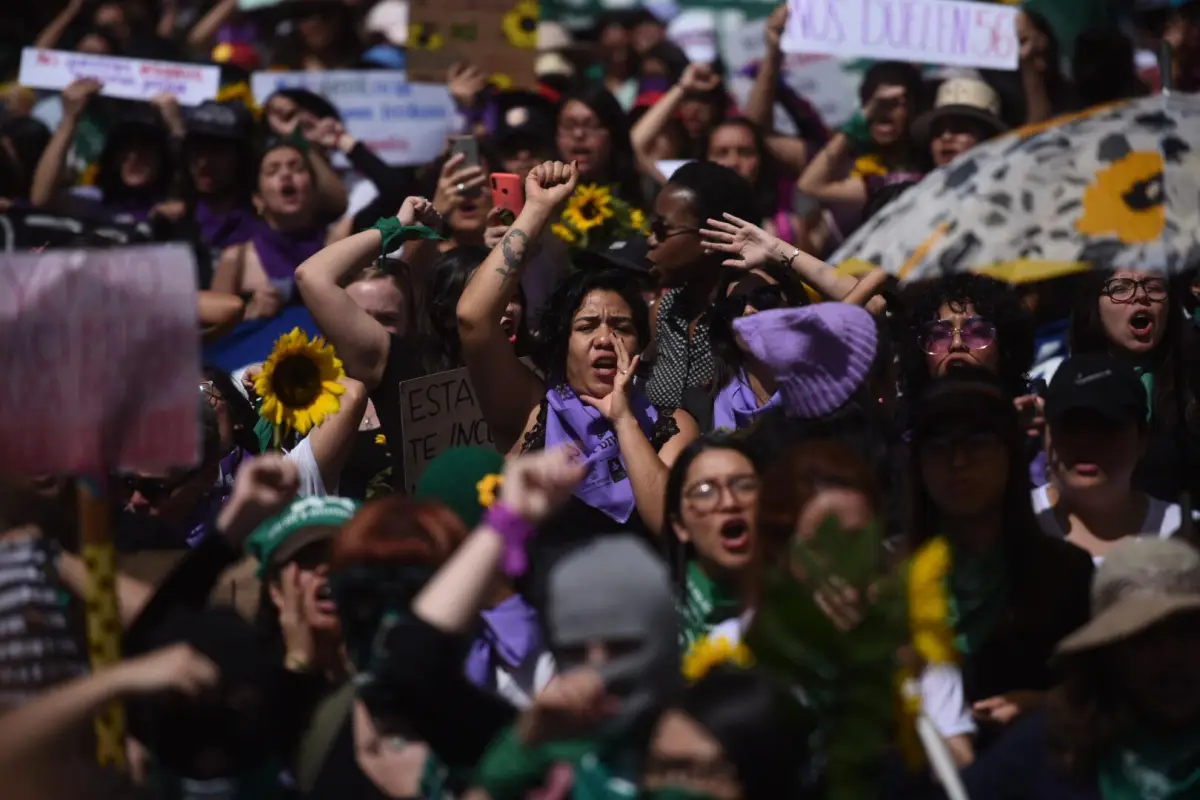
top-left (534, 267), bottom-right (650, 379)
top-left (895, 273), bottom-right (1035, 407)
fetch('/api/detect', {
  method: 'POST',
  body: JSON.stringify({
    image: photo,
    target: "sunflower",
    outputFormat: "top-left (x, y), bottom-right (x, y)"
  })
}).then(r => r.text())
top-left (502, 0), bottom-right (539, 50)
top-left (375, 433), bottom-right (387, 447)
top-left (682, 633), bottom-right (754, 682)
top-left (256, 328), bottom-right (346, 437)
top-left (563, 184), bottom-right (615, 233)
top-left (551, 222), bottom-right (577, 244)
top-left (629, 208), bottom-right (647, 234)
top-left (1076, 150), bottom-right (1165, 245)
top-left (477, 473), bottom-right (503, 508)
top-left (407, 23), bottom-right (445, 51)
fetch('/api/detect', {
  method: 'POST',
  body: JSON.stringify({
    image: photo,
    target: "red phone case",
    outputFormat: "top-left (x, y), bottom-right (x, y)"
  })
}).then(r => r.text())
top-left (490, 173), bottom-right (524, 215)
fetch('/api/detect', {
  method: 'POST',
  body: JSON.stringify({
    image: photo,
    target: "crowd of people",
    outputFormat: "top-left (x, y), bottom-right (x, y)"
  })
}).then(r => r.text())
top-left (3, 0), bottom-right (1200, 799)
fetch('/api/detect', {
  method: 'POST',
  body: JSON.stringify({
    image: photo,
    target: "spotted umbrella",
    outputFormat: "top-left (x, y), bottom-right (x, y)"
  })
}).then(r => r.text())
top-left (833, 93), bottom-right (1199, 284)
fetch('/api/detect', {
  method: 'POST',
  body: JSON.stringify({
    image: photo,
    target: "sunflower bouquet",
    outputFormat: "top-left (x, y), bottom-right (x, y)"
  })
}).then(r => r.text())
top-left (551, 184), bottom-right (648, 250)
top-left (255, 328), bottom-right (347, 448)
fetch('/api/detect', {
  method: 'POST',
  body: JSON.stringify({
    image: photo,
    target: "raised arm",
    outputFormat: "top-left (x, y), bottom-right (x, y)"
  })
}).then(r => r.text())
top-left (29, 79), bottom-right (101, 209)
top-left (630, 64), bottom-right (722, 184)
top-left (796, 133), bottom-right (867, 207)
top-left (413, 447), bottom-right (584, 632)
top-left (34, 0), bottom-right (85, 49)
top-left (304, 119), bottom-right (350, 220)
top-left (457, 161), bottom-right (578, 451)
top-left (295, 197), bottom-right (441, 389)
top-left (744, 5), bottom-right (787, 130)
top-left (185, 0), bottom-right (238, 51)
top-left (303, 376), bottom-right (369, 492)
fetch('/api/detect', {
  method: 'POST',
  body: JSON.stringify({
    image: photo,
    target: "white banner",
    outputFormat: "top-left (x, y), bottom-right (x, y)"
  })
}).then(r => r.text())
top-left (251, 71), bottom-right (456, 167)
top-left (19, 48), bottom-right (220, 106)
top-left (781, 0), bottom-right (1019, 71)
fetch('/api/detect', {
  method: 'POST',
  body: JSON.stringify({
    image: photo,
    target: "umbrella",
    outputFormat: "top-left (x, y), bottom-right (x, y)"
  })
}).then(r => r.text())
top-left (833, 93), bottom-right (1200, 284)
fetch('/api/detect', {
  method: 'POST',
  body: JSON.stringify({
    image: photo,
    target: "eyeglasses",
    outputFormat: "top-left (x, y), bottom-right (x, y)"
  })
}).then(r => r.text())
top-left (920, 430), bottom-right (1003, 458)
top-left (718, 284), bottom-right (789, 317)
top-left (920, 316), bottom-right (996, 355)
top-left (649, 216), bottom-right (700, 243)
top-left (1101, 277), bottom-right (1167, 303)
top-left (120, 469), bottom-right (199, 504)
top-left (683, 474), bottom-right (761, 511)
top-left (200, 381), bottom-right (223, 404)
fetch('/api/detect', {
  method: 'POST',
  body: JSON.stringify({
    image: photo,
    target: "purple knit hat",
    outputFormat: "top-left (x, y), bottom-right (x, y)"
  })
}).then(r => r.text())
top-left (732, 303), bottom-right (878, 419)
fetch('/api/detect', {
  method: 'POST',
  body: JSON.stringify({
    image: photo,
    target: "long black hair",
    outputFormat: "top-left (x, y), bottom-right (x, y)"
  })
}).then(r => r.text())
top-left (203, 365), bottom-right (261, 456)
top-left (558, 86), bottom-right (645, 208)
top-left (535, 267), bottom-right (650, 379)
top-left (95, 115), bottom-right (175, 206)
top-left (662, 434), bottom-right (759, 596)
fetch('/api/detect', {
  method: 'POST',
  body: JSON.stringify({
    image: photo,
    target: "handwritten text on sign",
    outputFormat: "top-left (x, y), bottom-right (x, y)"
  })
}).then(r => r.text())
top-left (19, 48), bottom-right (220, 106)
top-left (782, 0), bottom-right (1018, 71)
top-left (251, 72), bottom-right (455, 168)
top-left (0, 245), bottom-right (201, 476)
top-left (399, 367), bottom-right (495, 493)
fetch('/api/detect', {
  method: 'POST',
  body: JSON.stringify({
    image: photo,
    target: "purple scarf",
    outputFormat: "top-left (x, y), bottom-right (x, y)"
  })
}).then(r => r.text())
top-left (196, 200), bottom-right (257, 249)
top-left (249, 219), bottom-right (325, 287)
top-left (713, 371), bottom-right (780, 431)
top-left (544, 383), bottom-right (658, 524)
top-left (464, 594), bottom-right (543, 687)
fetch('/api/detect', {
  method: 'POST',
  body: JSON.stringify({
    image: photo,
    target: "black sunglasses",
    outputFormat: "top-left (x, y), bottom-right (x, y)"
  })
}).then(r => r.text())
top-left (649, 215), bottom-right (700, 243)
top-left (120, 469), bottom-right (199, 503)
top-left (718, 284), bottom-right (789, 317)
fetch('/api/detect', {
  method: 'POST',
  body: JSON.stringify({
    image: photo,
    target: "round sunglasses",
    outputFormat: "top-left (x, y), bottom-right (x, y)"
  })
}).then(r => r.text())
top-left (920, 316), bottom-right (997, 355)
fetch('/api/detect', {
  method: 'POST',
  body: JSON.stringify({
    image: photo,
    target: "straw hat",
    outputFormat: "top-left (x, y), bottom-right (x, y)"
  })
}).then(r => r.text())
top-left (1056, 538), bottom-right (1200, 655)
top-left (912, 77), bottom-right (1008, 141)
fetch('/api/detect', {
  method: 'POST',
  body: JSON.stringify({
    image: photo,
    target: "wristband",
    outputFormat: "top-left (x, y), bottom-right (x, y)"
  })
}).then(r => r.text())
top-left (285, 129), bottom-right (310, 154)
top-left (371, 217), bottom-right (445, 259)
top-left (838, 110), bottom-right (872, 149)
top-left (483, 502), bottom-right (537, 577)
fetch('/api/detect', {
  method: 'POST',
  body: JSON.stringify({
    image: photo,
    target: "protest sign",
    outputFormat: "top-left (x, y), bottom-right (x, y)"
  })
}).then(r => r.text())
top-left (0, 244), bottom-right (201, 476)
top-left (19, 48), bottom-right (220, 106)
top-left (399, 367), bottom-right (493, 493)
top-left (782, 0), bottom-right (1019, 71)
top-left (406, 0), bottom-right (538, 89)
top-left (251, 71), bottom-right (455, 167)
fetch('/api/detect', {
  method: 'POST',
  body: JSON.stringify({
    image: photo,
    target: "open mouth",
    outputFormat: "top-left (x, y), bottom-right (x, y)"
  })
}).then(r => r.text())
top-left (1130, 311), bottom-right (1154, 336)
top-left (314, 582), bottom-right (337, 614)
top-left (279, 182), bottom-right (298, 201)
top-left (592, 354), bottom-right (618, 378)
top-left (1071, 462), bottom-right (1101, 477)
top-left (500, 316), bottom-right (516, 342)
top-left (719, 519), bottom-right (750, 550)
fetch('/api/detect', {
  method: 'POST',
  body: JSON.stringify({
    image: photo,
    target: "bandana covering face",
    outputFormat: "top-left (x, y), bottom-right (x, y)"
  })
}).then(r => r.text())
top-left (712, 371), bottom-right (781, 432)
top-left (543, 383), bottom-right (659, 524)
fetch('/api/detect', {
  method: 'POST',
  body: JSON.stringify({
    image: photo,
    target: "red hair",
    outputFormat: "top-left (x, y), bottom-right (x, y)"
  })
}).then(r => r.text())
top-left (330, 496), bottom-right (467, 573)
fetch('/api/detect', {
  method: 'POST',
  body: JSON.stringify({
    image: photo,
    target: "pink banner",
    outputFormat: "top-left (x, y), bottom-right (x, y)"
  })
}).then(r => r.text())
top-left (0, 245), bottom-right (200, 476)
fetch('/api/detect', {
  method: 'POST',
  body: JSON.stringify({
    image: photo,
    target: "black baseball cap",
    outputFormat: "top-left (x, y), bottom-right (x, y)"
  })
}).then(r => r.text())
top-left (574, 236), bottom-right (652, 274)
top-left (911, 366), bottom-right (1017, 437)
top-left (1044, 354), bottom-right (1147, 426)
top-left (185, 101), bottom-right (253, 141)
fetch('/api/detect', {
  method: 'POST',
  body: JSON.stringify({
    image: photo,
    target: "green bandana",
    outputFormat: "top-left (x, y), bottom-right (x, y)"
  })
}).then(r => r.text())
top-left (371, 217), bottom-right (445, 259)
top-left (1135, 367), bottom-right (1155, 422)
top-left (1098, 729), bottom-right (1200, 800)
top-left (678, 561), bottom-right (741, 650)
top-left (475, 727), bottom-right (637, 800)
top-left (946, 542), bottom-right (1009, 656)
top-left (642, 788), bottom-right (720, 800)
top-left (838, 111), bottom-right (872, 149)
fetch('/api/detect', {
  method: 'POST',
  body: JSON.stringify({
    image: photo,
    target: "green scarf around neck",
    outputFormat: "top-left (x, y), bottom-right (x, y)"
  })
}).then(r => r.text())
top-left (678, 561), bottom-right (742, 649)
top-left (946, 541), bottom-right (1009, 656)
top-left (1098, 727), bottom-right (1200, 800)
top-left (475, 726), bottom-right (639, 800)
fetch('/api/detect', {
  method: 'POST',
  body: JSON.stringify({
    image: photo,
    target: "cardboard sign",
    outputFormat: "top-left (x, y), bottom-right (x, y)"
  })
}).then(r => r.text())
top-left (399, 367), bottom-right (494, 494)
top-left (0, 245), bottom-right (201, 476)
top-left (406, 0), bottom-right (538, 89)
top-left (251, 72), bottom-right (455, 167)
top-left (19, 48), bottom-right (220, 106)
top-left (782, 0), bottom-right (1019, 71)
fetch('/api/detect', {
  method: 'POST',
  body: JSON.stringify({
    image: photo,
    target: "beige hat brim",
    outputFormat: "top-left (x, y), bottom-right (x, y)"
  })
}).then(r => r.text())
top-left (1056, 593), bottom-right (1200, 657)
top-left (912, 105), bottom-right (1009, 143)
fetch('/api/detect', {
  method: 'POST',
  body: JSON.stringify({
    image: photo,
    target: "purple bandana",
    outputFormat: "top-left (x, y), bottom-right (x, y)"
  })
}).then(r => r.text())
top-left (249, 219), bottom-right (325, 290)
top-left (712, 371), bottom-right (780, 431)
top-left (544, 382), bottom-right (658, 524)
top-left (464, 594), bottom-right (543, 687)
top-left (195, 200), bottom-right (257, 249)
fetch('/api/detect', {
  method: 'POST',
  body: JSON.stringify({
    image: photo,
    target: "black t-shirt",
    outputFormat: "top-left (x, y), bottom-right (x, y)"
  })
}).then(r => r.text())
top-left (370, 334), bottom-right (427, 492)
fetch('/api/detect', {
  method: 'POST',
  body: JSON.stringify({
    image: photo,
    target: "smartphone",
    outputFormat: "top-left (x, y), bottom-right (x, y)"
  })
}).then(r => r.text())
top-left (449, 136), bottom-right (481, 198)
top-left (491, 173), bottom-right (525, 216)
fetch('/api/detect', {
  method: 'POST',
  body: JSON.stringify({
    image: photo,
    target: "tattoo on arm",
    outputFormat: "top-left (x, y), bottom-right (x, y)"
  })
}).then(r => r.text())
top-left (497, 229), bottom-right (530, 279)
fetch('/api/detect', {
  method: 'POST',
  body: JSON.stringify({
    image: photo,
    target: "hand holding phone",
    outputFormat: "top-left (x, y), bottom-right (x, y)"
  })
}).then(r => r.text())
top-left (491, 173), bottom-right (525, 217)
